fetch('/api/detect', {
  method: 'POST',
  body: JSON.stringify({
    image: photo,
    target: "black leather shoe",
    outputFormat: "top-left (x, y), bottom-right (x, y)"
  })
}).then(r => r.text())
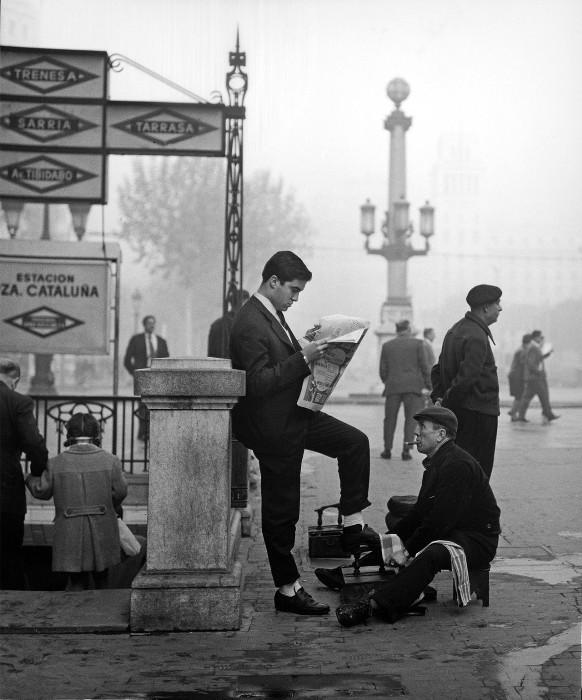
top-left (274, 588), bottom-right (330, 615)
top-left (401, 450), bottom-right (412, 461)
top-left (341, 524), bottom-right (381, 554)
top-left (315, 566), bottom-right (345, 591)
top-left (548, 414), bottom-right (560, 421)
top-left (335, 600), bottom-right (371, 627)
top-left (380, 449), bottom-right (391, 459)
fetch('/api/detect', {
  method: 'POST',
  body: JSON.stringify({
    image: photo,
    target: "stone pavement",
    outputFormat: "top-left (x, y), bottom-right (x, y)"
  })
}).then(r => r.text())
top-left (1, 404), bottom-right (581, 699)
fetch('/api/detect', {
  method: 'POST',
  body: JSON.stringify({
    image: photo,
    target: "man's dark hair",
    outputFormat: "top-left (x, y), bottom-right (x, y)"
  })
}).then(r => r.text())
top-left (423, 327), bottom-right (434, 338)
top-left (522, 333), bottom-right (532, 344)
top-left (0, 358), bottom-right (20, 377)
top-left (531, 329), bottom-right (542, 340)
top-left (262, 251), bottom-right (312, 283)
top-left (142, 315), bottom-right (156, 327)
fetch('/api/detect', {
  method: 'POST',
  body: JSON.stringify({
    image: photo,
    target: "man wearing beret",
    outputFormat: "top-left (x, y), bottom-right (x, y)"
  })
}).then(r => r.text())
top-left (430, 284), bottom-right (502, 479)
top-left (329, 407), bottom-right (501, 627)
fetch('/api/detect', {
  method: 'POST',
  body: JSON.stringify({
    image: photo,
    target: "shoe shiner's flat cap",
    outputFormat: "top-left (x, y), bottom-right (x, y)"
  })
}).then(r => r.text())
top-left (413, 407), bottom-right (458, 436)
top-left (466, 284), bottom-right (502, 307)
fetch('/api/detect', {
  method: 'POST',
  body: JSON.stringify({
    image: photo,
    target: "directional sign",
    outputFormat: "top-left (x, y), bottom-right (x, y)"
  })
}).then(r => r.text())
top-left (0, 99), bottom-right (104, 149)
top-left (0, 46), bottom-right (108, 100)
top-left (0, 149), bottom-right (106, 203)
top-left (0, 253), bottom-right (111, 354)
top-left (106, 101), bottom-right (225, 155)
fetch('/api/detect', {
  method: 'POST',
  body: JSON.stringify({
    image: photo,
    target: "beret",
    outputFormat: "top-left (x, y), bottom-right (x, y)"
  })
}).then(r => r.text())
top-left (413, 407), bottom-right (458, 436)
top-left (466, 284), bottom-right (502, 307)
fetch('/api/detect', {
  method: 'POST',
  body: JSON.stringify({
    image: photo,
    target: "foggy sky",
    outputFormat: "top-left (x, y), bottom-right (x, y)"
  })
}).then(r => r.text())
top-left (2, 0), bottom-right (581, 370)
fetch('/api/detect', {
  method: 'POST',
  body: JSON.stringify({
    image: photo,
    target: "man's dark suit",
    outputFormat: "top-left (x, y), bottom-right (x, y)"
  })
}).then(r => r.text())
top-left (230, 296), bottom-right (371, 587)
top-left (124, 332), bottom-right (169, 440)
top-left (123, 333), bottom-right (169, 375)
top-left (0, 382), bottom-right (48, 588)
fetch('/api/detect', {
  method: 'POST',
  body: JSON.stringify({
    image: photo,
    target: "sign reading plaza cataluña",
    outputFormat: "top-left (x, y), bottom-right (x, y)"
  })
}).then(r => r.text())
top-left (0, 240), bottom-right (116, 354)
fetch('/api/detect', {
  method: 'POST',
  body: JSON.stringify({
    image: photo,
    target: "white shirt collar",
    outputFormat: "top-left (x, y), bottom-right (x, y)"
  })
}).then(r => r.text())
top-left (254, 292), bottom-right (279, 320)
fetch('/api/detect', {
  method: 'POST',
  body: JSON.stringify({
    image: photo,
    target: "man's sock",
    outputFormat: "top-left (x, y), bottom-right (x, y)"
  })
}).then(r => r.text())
top-left (343, 512), bottom-right (364, 529)
top-left (278, 580), bottom-right (301, 597)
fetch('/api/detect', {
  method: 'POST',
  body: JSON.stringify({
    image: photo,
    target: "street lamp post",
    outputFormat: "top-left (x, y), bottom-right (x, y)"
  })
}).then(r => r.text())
top-left (1, 199), bottom-right (25, 238)
top-left (360, 78), bottom-right (435, 346)
top-left (131, 289), bottom-right (143, 334)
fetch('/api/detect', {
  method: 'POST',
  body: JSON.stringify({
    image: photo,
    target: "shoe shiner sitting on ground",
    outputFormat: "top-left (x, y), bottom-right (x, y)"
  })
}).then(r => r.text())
top-left (316, 407), bottom-right (501, 626)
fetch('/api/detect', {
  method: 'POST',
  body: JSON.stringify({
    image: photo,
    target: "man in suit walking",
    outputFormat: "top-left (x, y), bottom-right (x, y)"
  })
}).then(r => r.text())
top-left (0, 358), bottom-right (48, 589)
top-left (379, 319), bottom-right (432, 461)
top-left (230, 251), bottom-right (375, 616)
top-left (124, 315), bottom-right (169, 440)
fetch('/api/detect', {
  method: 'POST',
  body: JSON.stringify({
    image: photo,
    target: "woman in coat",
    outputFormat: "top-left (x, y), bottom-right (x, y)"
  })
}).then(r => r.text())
top-left (28, 412), bottom-right (127, 590)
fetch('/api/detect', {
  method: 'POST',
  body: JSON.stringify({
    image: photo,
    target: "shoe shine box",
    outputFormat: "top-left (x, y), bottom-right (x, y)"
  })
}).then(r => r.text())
top-left (308, 504), bottom-right (346, 558)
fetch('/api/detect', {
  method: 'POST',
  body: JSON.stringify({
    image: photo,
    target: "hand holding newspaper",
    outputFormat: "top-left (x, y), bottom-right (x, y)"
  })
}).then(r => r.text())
top-left (297, 314), bottom-right (369, 411)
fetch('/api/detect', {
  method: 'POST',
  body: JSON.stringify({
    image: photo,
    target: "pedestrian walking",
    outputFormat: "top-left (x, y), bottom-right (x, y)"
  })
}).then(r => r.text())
top-left (517, 330), bottom-right (559, 424)
top-left (124, 315), bottom-right (169, 440)
top-left (507, 334), bottom-right (531, 421)
top-left (379, 319), bottom-right (431, 460)
top-left (0, 358), bottom-right (48, 589)
top-left (27, 413), bottom-right (127, 591)
top-left (431, 284), bottom-right (502, 479)
top-left (230, 251), bottom-right (376, 616)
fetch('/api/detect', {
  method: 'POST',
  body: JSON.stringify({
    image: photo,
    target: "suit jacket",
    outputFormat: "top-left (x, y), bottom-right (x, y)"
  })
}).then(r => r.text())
top-left (524, 341), bottom-right (545, 381)
top-left (124, 333), bottom-right (169, 375)
top-left (0, 382), bottom-right (48, 515)
top-left (379, 335), bottom-right (431, 396)
top-left (229, 296), bottom-right (311, 454)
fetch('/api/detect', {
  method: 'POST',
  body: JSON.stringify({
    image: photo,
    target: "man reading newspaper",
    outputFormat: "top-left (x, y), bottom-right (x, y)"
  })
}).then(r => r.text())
top-left (230, 251), bottom-right (377, 617)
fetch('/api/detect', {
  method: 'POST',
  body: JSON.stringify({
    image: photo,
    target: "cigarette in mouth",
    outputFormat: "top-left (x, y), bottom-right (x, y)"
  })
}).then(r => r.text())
top-left (404, 440), bottom-right (419, 446)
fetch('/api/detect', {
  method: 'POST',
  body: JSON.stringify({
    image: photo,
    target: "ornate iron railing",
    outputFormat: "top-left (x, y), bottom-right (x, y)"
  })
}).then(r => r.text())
top-left (28, 395), bottom-right (148, 474)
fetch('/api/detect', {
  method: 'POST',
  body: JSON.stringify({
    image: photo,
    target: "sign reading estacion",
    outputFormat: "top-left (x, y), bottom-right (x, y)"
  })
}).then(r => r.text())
top-left (0, 256), bottom-right (111, 354)
top-left (106, 102), bottom-right (225, 155)
top-left (0, 46), bottom-right (108, 100)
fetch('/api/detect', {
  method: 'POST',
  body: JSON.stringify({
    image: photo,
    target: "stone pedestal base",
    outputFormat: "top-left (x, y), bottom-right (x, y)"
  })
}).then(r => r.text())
top-left (130, 510), bottom-right (244, 632)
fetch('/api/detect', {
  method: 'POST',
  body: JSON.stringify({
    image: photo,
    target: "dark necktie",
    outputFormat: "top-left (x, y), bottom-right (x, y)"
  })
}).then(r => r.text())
top-left (277, 311), bottom-right (301, 351)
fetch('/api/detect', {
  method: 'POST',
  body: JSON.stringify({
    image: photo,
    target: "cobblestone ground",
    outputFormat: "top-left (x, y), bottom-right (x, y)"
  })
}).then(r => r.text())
top-left (1, 405), bottom-right (580, 699)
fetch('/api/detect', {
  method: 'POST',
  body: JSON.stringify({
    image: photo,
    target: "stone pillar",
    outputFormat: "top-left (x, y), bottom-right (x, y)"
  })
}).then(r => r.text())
top-left (130, 357), bottom-right (246, 631)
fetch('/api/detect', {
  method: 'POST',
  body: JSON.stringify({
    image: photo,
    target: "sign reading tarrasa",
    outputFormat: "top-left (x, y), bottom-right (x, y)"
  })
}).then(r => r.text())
top-left (0, 46), bottom-right (108, 100)
top-left (0, 240), bottom-right (119, 354)
top-left (106, 102), bottom-right (225, 155)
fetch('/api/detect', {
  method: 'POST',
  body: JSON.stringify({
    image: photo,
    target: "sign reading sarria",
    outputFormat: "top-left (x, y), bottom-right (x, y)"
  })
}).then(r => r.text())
top-left (0, 100), bottom-right (103, 148)
top-left (0, 150), bottom-right (106, 202)
top-left (0, 248), bottom-right (112, 354)
top-left (0, 46), bottom-right (108, 100)
top-left (106, 102), bottom-right (225, 155)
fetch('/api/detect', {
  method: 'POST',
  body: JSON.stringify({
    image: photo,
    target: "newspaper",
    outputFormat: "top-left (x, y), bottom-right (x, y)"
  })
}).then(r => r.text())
top-left (297, 314), bottom-right (369, 411)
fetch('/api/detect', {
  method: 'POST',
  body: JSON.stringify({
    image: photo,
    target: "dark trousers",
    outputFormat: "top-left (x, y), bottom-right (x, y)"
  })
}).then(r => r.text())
top-left (0, 512), bottom-right (26, 590)
top-left (254, 411), bottom-right (371, 588)
top-left (454, 408), bottom-right (498, 479)
top-left (518, 375), bottom-right (552, 419)
top-left (383, 393), bottom-right (424, 451)
top-left (372, 537), bottom-right (495, 615)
